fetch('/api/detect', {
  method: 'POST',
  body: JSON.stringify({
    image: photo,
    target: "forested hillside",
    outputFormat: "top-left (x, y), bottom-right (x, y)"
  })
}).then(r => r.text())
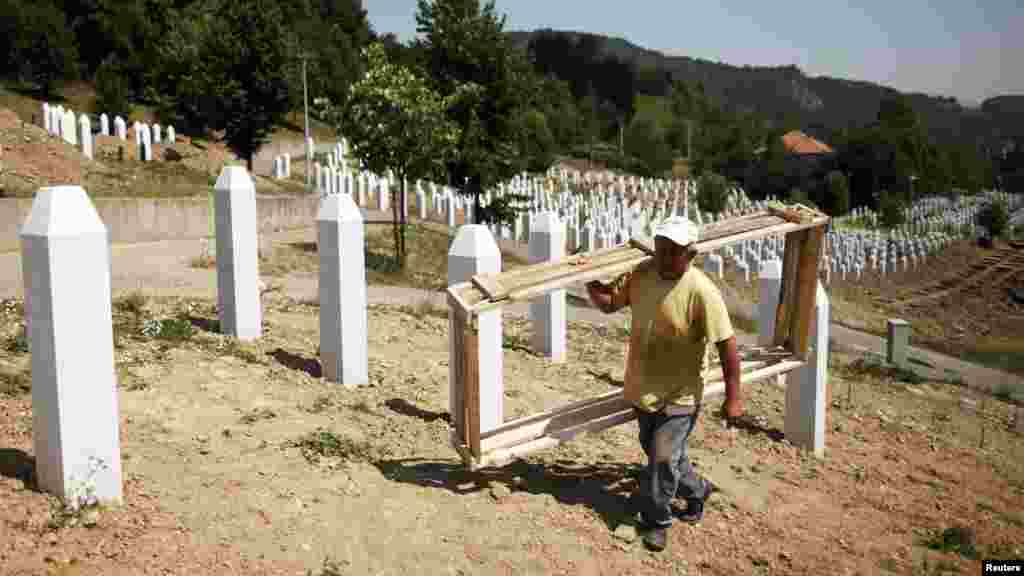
top-left (1, 0), bottom-right (1020, 219)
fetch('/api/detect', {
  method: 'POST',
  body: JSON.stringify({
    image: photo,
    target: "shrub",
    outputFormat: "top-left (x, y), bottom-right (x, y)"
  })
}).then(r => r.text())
top-left (877, 190), bottom-right (905, 229)
top-left (825, 171), bottom-right (851, 216)
top-left (697, 172), bottom-right (730, 214)
top-left (976, 198), bottom-right (1010, 238)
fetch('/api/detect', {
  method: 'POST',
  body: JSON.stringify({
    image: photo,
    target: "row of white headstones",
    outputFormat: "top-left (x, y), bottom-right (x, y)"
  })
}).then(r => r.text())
top-left (41, 102), bottom-right (175, 162)
top-left (20, 164), bottom-right (829, 506)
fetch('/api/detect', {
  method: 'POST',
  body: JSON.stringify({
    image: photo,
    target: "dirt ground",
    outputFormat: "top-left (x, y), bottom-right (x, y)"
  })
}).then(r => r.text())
top-left (2, 282), bottom-right (1023, 575)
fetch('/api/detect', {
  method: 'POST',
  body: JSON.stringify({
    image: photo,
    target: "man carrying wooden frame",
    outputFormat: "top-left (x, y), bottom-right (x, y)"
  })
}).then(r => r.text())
top-left (585, 215), bottom-right (742, 552)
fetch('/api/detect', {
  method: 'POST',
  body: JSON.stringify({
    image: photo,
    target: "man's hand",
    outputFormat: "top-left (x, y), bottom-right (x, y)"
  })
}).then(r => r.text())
top-left (722, 397), bottom-right (744, 420)
top-left (586, 280), bottom-right (612, 313)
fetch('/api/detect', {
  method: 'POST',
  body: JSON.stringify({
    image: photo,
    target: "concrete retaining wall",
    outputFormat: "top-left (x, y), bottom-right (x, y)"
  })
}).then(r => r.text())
top-left (1, 194), bottom-right (321, 251)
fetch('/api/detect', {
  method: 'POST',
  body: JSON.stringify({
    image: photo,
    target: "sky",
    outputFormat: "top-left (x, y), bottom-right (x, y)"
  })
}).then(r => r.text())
top-left (364, 0), bottom-right (1022, 106)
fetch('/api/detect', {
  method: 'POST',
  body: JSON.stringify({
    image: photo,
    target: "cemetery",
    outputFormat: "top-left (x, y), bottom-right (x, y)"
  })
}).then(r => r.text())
top-left (0, 104), bottom-right (1023, 574)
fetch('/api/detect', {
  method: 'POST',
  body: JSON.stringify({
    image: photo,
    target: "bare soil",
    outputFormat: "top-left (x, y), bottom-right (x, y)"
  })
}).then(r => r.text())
top-left (2, 283), bottom-right (1023, 575)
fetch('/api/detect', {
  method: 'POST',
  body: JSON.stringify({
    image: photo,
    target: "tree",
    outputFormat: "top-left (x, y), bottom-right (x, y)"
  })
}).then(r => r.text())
top-left (976, 198), bottom-right (1010, 239)
top-left (877, 189), bottom-right (905, 229)
top-left (197, 0), bottom-right (293, 171)
top-left (93, 55), bottom-right (130, 118)
top-left (414, 0), bottom-right (542, 225)
top-left (625, 115), bottom-right (674, 177)
top-left (697, 172), bottom-right (730, 215)
top-left (824, 170), bottom-right (850, 216)
top-left (339, 42), bottom-right (462, 269)
top-left (2, 0), bottom-right (79, 96)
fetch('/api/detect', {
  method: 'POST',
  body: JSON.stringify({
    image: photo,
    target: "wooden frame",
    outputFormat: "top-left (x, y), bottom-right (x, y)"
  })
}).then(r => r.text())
top-left (447, 203), bottom-right (830, 469)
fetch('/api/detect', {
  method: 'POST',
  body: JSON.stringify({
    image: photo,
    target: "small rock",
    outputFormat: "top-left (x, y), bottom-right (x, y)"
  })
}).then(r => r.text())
top-left (613, 524), bottom-right (637, 543)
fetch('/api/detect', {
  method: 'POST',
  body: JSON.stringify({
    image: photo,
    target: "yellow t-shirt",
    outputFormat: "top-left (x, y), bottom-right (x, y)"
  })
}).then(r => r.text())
top-left (614, 262), bottom-right (735, 412)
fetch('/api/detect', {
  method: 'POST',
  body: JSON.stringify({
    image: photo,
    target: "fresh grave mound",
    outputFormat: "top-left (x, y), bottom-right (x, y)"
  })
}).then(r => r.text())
top-left (0, 107), bottom-right (103, 194)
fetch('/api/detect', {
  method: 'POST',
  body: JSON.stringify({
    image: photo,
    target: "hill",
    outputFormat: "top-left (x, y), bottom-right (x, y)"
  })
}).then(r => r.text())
top-left (507, 29), bottom-right (1019, 150)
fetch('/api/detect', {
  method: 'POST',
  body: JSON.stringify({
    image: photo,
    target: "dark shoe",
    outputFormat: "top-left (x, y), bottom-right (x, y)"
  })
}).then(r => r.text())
top-left (641, 526), bottom-right (668, 551)
top-left (678, 480), bottom-right (717, 524)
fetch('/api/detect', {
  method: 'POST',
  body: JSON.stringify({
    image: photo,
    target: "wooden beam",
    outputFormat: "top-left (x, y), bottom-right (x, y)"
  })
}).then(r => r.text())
top-left (463, 323), bottom-right (481, 458)
top-left (449, 297), bottom-right (467, 443)
top-left (791, 226), bottom-right (824, 359)
top-left (773, 230), bottom-right (804, 349)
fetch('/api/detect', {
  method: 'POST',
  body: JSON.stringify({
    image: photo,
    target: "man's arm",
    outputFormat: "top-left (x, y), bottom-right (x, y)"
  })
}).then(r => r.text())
top-left (716, 336), bottom-right (743, 419)
top-left (585, 272), bottom-right (631, 314)
top-left (701, 284), bottom-right (743, 419)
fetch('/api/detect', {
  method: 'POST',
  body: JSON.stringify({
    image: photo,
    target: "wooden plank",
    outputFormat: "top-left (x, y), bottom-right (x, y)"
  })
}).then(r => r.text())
top-left (463, 324), bottom-right (481, 458)
top-left (480, 358), bottom-right (777, 454)
top-left (449, 297), bottom-right (467, 443)
top-left (471, 274), bottom-right (505, 301)
top-left (470, 357), bottom-right (808, 467)
top-left (773, 230), bottom-right (805, 350)
top-left (791, 226), bottom-right (824, 359)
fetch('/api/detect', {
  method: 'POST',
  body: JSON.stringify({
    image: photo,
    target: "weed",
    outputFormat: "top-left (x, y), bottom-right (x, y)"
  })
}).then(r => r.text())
top-left (113, 290), bottom-right (149, 317)
top-left (4, 330), bottom-right (28, 354)
top-left (141, 317), bottom-right (194, 342)
top-left (239, 407), bottom-right (277, 425)
top-left (923, 525), bottom-right (977, 559)
top-left (289, 428), bottom-right (376, 463)
top-left (47, 456), bottom-right (108, 530)
top-left (308, 556), bottom-right (348, 576)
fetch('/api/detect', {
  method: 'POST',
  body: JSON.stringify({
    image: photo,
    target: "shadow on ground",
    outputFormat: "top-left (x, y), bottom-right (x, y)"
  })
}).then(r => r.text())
top-left (384, 398), bottom-right (450, 424)
top-left (183, 315), bottom-right (220, 334)
top-left (269, 348), bottom-right (322, 378)
top-left (0, 448), bottom-right (37, 489)
top-left (374, 458), bottom-right (645, 531)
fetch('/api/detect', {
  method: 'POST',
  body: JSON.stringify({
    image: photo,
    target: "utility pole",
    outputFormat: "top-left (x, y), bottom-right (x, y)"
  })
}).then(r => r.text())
top-left (302, 54), bottom-right (311, 190)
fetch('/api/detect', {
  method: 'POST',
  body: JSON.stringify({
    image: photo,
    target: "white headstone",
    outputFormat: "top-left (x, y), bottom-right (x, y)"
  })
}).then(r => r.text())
top-left (448, 225), bottom-right (503, 433)
top-left (703, 253), bottom-right (723, 280)
top-left (42, 102), bottom-right (51, 133)
top-left (213, 167), bottom-right (262, 340)
top-left (318, 193), bottom-right (368, 386)
top-left (62, 110), bottom-right (77, 145)
top-left (100, 113), bottom-right (109, 136)
top-left (78, 115), bottom-right (93, 160)
top-left (784, 281), bottom-right (829, 457)
top-left (167, 126), bottom-right (175, 144)
top-left (114, 116), bottom-right (127, 141)
top-left (758, 259), bottom-right (783, 345)
top-left (19, 186), bottom-right (123, 505)
top-left (529, 212), bottom-right (567, 362)
top-left (153, 124), bottom-right (162, 144)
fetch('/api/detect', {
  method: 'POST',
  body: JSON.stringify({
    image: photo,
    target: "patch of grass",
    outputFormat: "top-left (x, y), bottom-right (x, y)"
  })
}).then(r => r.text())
top-left (140, 317), bottom-right (194, 342)
top-left (4, 330), bottom-right (29, 354)
top-left (239, 407), bottom-right (277, 425)
top-left (288, 428), bottom-right (376, 463)
top-left (922, 525), bottom-right (977, 559)
top-left (993, 382), bottom-right (1024, 405)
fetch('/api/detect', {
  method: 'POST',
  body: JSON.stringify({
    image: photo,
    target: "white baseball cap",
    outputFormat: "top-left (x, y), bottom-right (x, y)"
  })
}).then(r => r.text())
top-left (653, 216), bottom-right (700, 248)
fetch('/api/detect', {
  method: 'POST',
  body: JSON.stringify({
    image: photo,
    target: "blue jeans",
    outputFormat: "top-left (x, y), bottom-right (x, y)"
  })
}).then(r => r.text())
top-left (635, 404), bottom-right (709, 527)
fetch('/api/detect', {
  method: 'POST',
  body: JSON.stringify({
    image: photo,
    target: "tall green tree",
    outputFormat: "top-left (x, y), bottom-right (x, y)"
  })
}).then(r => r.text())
top-left (0, 0), bottom-right (79, 97)
top-left (339, 42), bottom-right (462, 269)
top-left (414, 0), bottom-right (542, 224)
